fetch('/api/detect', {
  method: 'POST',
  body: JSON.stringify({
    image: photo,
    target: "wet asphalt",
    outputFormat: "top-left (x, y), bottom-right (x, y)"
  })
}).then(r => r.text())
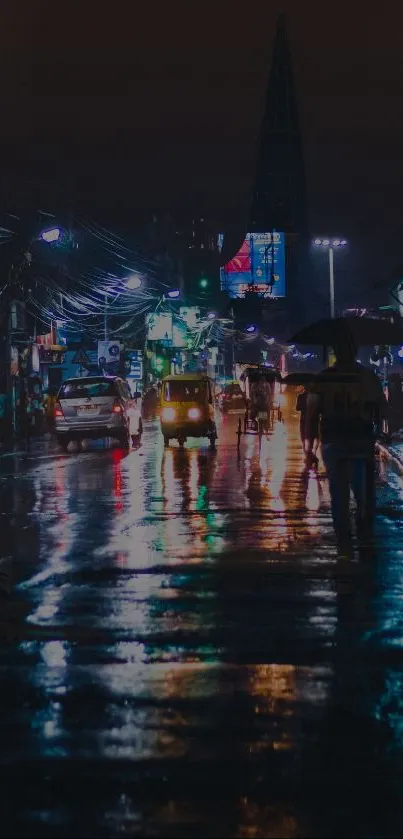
top-left (1, 390), bottom-right (403, 837)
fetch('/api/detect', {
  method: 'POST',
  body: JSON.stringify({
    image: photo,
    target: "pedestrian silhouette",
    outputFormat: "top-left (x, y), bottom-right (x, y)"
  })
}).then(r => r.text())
top-left (305, 334), bottom-right (387, 555)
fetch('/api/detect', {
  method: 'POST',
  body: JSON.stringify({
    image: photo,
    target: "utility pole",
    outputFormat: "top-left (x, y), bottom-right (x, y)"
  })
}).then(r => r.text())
top-left (328, 246), bottom-right (335, 319)
top-left (230, 306), bottom-right (235, 380)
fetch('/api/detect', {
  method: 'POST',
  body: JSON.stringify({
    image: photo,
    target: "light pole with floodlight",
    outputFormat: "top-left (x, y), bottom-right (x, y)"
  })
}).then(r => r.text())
top-left (104, 274), bottom-right (143, 340)
top-left (313, 238), bottom-right (347, 319)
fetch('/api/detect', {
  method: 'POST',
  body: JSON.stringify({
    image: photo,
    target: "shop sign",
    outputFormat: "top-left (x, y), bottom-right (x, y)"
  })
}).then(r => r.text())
top-left (39, 347), bottom-right (66, 364)
top-left (10, 346), bottom-right (19, 376)
top-left (31, 343), bottom-right (40, 373)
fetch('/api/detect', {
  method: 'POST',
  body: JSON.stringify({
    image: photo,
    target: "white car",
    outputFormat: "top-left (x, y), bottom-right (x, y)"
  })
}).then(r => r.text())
top-left (54, 376), bottom-right (143, 450)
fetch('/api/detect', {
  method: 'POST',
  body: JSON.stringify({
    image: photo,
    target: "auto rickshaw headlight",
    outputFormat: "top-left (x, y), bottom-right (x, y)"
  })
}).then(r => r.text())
top-left (188, 407), bottom-right (201, 420)
top-left (162, 407), bottom-right (176, 421)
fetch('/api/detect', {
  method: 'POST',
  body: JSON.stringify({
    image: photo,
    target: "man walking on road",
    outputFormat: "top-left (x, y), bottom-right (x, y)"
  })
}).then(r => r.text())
top-left (296, 386), bottom-right (319, 467)
top-left (305, 334), bottom-right (387, 553)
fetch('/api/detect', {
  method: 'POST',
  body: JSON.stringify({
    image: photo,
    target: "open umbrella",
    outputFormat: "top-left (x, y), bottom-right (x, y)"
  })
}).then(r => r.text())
top-left (289, 316), bottom-right (403, 347)
top-left (282, 372), bottom-right (316, 386)
top-left (240, 365), bottom-right (283, 383)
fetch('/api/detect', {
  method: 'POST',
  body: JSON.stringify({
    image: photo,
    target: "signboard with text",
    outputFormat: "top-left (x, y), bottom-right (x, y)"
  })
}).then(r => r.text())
top-left (10, 346), bottom-right (19, 377)
top-left (218, 231), bottom-right (286, 299)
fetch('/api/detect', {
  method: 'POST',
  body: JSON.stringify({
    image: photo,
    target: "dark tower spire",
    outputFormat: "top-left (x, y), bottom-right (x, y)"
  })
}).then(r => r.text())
top-left (249, 13), bottom-right (308, 236)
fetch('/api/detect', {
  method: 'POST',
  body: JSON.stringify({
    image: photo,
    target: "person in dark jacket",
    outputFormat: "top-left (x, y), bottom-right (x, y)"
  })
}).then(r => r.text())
top-left (306, 336), bottom-right (387, 552)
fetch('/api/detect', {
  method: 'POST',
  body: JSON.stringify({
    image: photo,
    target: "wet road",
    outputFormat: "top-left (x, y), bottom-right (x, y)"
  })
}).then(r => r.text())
top-left (1, 391), bottom-right (403, 837)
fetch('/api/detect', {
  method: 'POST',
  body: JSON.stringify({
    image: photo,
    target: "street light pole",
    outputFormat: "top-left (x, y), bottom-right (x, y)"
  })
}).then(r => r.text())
top-left (313, 238), bottom-right (347, 319)
top-left (328, 246), bottom-right (335, 319)
top-left (103, 274), bottom-right (142, 345)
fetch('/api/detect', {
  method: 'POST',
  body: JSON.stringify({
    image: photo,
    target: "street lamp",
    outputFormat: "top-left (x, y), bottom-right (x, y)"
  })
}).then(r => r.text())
top-left (313, 238), bottom-right (347, 318)
top-left (125, 273), bottom-right (142, 291)
top-left (40, 227), bottom-right (61, 244)
top-left (165, 289), bottom-right (180, 300)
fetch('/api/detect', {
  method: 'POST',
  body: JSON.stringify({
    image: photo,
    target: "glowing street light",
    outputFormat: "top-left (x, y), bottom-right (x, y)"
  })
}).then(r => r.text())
top-left (313, 237), bottom-right (347, 319)
top-left (245, 324), bottom-right (257, 333)
top-left (40, 227), bottom-right (61, 244)
top-left (207, 311), bottom-right (216, 320)
top-left (125, 273), bottom-right (142, 290)
top-left (165, 289), bottom-right (180, 299)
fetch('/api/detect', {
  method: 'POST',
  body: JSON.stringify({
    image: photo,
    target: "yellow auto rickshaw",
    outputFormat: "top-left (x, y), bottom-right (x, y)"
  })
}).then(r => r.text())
top-left (160, 373), bottom-right (218, 448)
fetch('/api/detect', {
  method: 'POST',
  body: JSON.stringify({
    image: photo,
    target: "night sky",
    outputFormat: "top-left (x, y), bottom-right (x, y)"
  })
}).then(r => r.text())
top-left (1, 0), bottom-right (403, 303)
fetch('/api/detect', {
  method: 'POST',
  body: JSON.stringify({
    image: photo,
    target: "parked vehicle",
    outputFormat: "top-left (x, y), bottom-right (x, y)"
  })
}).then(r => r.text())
top-left (160, 373), bottom-right (218, 448)
top-left (218, 381), bottom-right (246, 414)
top-left (54, 376), bottom-right (142, 451)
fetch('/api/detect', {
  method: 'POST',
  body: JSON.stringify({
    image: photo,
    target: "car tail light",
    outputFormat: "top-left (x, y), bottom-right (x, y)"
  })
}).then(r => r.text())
top-left (112, 400), bottom-right (123, 414)
top-left (54, 401), bottom-right (64, 418)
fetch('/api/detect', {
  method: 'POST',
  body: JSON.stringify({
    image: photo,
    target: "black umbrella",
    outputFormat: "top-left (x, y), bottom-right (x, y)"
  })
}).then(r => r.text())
top-left (242, 365), bottom-right (283, 383)
top-left (282, 372), bottom-right (316, 386)
top-left (289, 316), bottom-right (403, 347)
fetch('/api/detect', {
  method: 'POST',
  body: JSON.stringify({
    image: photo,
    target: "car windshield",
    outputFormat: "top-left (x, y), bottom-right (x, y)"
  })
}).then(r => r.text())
top-left (59, 380), bottom-right (116, 400)
top-left (163, 381), bottom-right (207, 402)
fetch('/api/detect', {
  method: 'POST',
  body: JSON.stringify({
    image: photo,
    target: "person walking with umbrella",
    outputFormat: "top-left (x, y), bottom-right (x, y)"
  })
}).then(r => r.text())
top-left (296, 385), bottom-right (319, 467)
top-left (305, 332), bottom-right (387, 554)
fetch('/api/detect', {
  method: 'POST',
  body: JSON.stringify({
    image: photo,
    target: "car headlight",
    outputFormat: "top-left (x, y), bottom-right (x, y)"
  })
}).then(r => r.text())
top-left (188, 407), bottom-right (201, 420)
top-left (162, 407), bottom-right (176, 421)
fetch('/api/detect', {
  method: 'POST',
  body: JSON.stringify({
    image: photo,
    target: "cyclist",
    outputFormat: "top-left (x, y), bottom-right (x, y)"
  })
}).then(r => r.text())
top-left (250, 374), bottom-right (273, 425)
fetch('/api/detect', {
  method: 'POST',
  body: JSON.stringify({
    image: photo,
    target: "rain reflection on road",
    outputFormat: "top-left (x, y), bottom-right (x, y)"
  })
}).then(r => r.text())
top-left (1, 392), bottom-right (403, 837)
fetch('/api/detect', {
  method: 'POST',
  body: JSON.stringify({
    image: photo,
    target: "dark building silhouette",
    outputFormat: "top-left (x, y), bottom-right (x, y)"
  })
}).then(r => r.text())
top-left (249, 13), bottom-right (308, 239)
top-left (221, 14), bottom-right (323, 336)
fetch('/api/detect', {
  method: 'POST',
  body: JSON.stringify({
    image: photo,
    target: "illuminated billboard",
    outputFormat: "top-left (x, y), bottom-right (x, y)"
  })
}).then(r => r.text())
top-left (218, 232), bottom-right (286, 299)
top-left (146, 312), bottom-right (192, 348)
top-left (172, 318), bottom-right (188, 348)
top-left (180, 307), bottom-right (200, 329)
top-left (146, 312), bottom-right (173, 342)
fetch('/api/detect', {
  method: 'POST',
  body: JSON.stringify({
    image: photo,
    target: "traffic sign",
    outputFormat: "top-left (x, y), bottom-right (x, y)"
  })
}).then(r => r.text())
top-left (71, 347), bottom-right (91, 366)
top-left (130, 361), bottom-right (142, 379)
